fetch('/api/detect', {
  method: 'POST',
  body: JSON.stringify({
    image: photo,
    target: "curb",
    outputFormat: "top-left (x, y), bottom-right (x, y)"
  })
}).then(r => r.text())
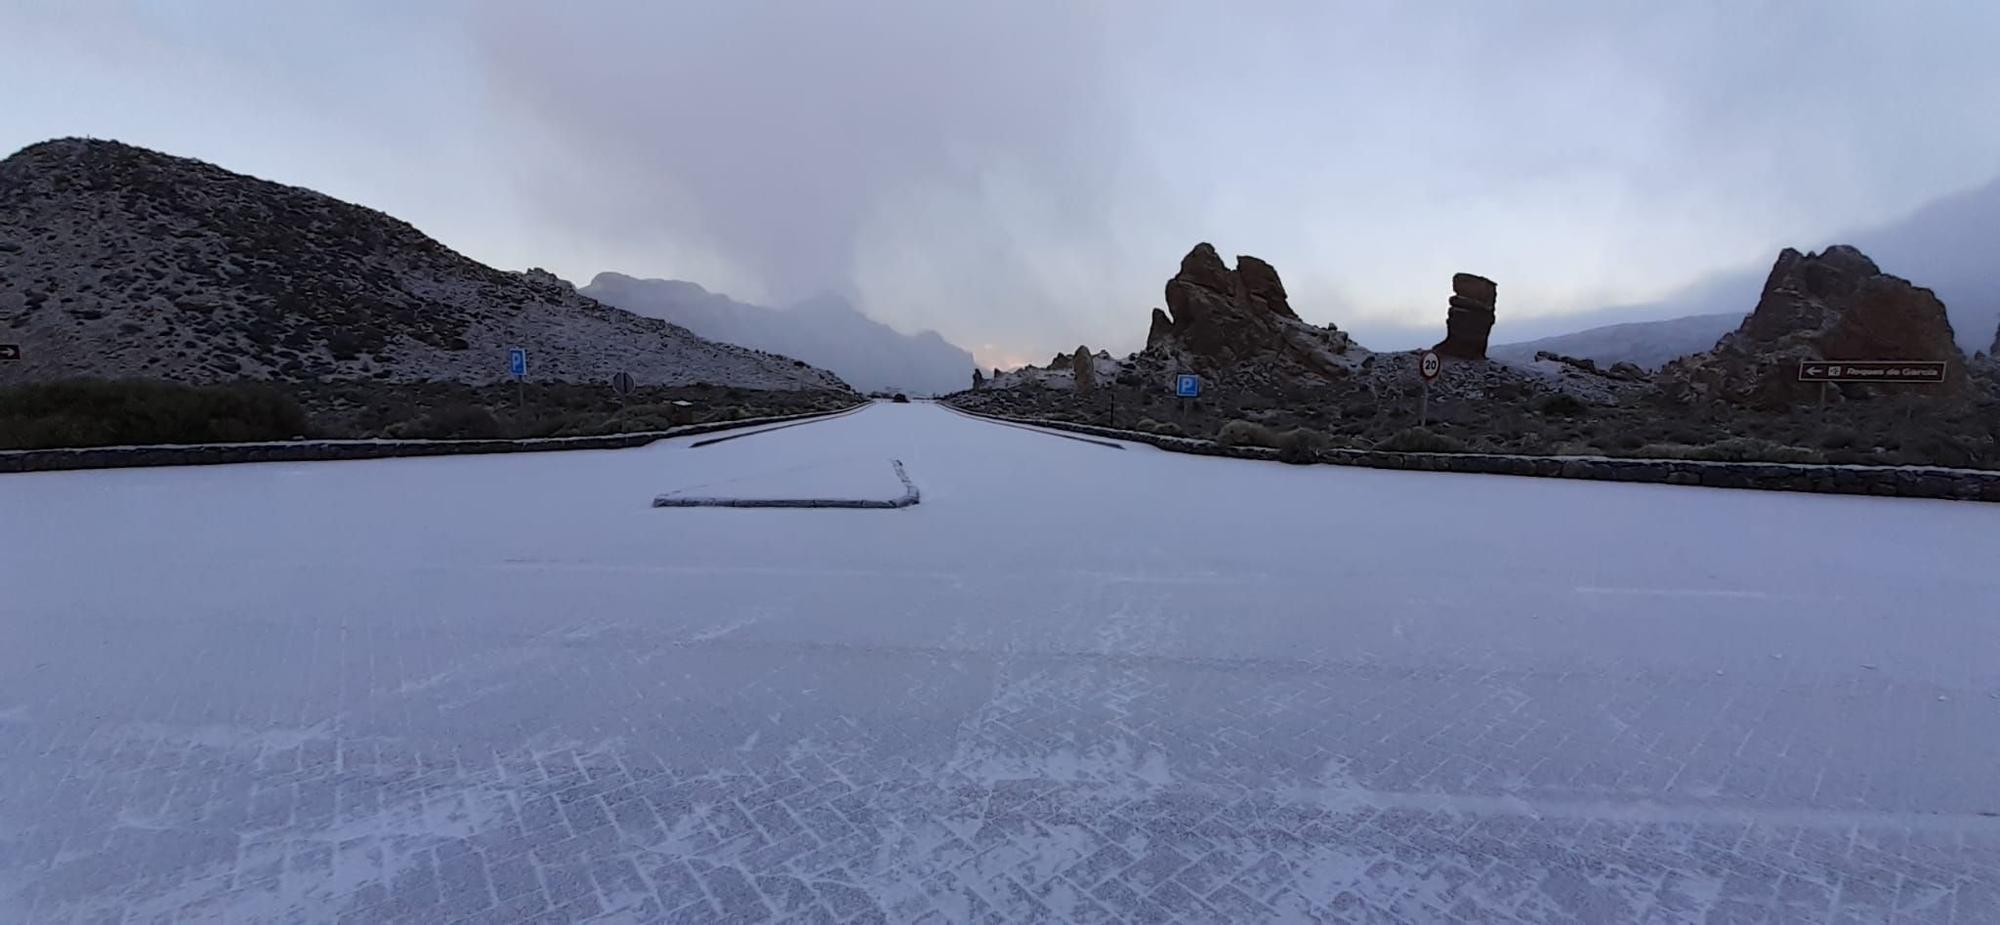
top-left (935, 403), bottom-right (1124, 448)
top-left (688, 403), bottom-right (874, 448)
top-left (0, 403), bottom-right (868, 474)
top-left (942, 402), bottom-right (2000, 504)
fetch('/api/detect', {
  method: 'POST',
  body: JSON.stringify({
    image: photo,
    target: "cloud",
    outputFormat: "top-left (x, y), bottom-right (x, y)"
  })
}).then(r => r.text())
top-left (11, 1), bottom-right (2000, 365)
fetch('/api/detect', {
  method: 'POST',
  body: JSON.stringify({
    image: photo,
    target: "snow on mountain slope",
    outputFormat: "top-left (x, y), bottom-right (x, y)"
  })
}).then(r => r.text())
top-left (1490, 312), bottom-right (1745, 369)
top-left (0, 138), bottom-right (849, 391)
top-left (582, 273), bottom-right (975, 395)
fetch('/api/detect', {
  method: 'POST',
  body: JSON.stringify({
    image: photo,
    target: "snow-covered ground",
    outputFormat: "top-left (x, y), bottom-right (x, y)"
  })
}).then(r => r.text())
top-left (2, 402), bottom-right (1997, 923)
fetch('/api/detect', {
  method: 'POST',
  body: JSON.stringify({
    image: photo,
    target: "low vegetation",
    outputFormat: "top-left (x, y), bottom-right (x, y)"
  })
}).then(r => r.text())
top-left (0, 379), bottom-right (309, 449)
top-left (0, 378), bottom-right (857, 449)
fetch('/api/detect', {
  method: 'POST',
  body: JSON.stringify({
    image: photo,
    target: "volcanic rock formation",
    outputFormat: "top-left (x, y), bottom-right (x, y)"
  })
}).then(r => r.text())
top-left (1434, 273), bottom-right (1498, 360)
top-left (1661, 245), bottom-right (1967, 405)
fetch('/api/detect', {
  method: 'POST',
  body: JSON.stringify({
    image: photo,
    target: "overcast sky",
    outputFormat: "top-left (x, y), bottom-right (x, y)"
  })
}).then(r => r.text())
top-left (6, 1), bottom-right (2000, 368)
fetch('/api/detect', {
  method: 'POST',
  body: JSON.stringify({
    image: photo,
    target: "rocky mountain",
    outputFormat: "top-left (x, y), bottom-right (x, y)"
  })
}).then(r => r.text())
top-left (1661, 245), bottom-right (1969, 405)
top-left (1490, 312), bottom-right (1746, 369)
top-left (580, 273), bottom-right (973, 395)
top-left (0, 138), bottom-right (848, 391)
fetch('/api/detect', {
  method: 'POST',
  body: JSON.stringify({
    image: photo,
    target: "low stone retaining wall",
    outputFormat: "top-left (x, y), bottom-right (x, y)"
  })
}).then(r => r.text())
top-left (945, 403), bottom-right (2000, 503)
top-left (0, 403), bottom-right (867, 474)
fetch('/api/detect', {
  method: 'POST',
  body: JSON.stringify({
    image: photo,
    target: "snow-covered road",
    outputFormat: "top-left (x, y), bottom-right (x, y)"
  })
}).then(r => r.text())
top-left (3, 401), bottom-right (1997, 922)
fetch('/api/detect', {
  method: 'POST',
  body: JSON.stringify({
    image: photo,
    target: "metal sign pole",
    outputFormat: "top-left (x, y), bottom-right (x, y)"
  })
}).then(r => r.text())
top-left (1419, 380), bottom-right (1429, 428)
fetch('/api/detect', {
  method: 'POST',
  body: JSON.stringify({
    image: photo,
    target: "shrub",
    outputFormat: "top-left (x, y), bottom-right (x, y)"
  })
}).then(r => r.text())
top-left (1817, 426), bottom-right (1860, 450)
top-left (0, 379), bottom-right (309, 449)
top-left (1275, 428), bottom-right (1326, 464)
top-left (1632, 442), bottom-right (1700, 460)
top-left (1533, 393), bottom-right (1589, 417)
top-left (1374, 427), bottom-right (1469, 453)
top-left (401, 403), bottom-right (502, 440)
top-left (1216, 420), bottom-right (1281, 448)
top-left (1687, 437), bottom-right (1826, 464)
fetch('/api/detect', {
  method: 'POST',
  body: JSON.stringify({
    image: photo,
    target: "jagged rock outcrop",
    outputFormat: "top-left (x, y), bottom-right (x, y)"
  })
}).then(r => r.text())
top-left (0, 138), bottom-right (851, 391)
top-left (971, 368), bottom-right (985, 390)
top-left (1661, 245), bottom-right (1967, 405)
top-left (1071, 345), bottom-right (1095, 391)
top-left (1141, 243), bottom-right (1360, 379)
top-left (1434, 273), bottom-right (1498, 360)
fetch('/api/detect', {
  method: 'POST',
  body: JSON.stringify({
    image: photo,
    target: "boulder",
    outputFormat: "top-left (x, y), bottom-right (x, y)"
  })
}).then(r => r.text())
top-left (1236, 255), bottom-right (1297, 319)
top-left (1661, 245), bottom-right (1968, 405)
top-left (1072, 345), bottom-right (1096, 391)
top-left (1434, 273), bottom-right (1497, 360)
top-left (1451, 273), bottom-right (1498, 306)
top-left (1147, 308), bottom-right (1175, 349)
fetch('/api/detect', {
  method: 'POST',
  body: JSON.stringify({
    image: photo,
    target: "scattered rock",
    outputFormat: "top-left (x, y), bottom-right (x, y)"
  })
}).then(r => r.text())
top-left (1072, 345), bottom-right (1096, 391)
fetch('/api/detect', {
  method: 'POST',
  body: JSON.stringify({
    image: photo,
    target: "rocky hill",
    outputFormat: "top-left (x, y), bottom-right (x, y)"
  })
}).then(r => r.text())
top-left (579, 273), bottom-right (972, 395)
top-left (0, 138), bottom-right (848, 391)
top-left (1661, 245), bottom-right (1968, 405)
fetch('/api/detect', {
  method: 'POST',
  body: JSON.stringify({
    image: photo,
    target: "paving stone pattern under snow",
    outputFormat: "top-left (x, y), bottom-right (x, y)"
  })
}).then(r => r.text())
top-left (3, 404), bottom-right (1997, 923)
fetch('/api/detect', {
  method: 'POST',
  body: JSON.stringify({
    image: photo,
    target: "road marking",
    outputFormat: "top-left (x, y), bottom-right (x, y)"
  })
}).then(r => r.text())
top-left (1575, 586), bottom-right (1789, 600)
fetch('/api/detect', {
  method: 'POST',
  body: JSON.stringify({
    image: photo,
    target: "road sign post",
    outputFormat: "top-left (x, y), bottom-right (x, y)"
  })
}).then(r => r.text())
top-left (1174, 373), bottom-right (1201, 419)
top-left (1796, 360), bottom-right (1946, 384)
top-left (507, 347), bottom-right (527, 408)
top-left (0, 344), bottom-right (20, 361)
top-left (1417, 351), bottom-right (1441, 427)
top-left (611, 370), bottom-right (634, 407)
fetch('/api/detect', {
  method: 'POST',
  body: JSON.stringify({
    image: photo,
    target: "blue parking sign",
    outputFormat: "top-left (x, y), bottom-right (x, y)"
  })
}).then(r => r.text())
top-left (507, 347), bottom-right (527, 378)
top-left (1175, 374), bottom-right (1200, 398)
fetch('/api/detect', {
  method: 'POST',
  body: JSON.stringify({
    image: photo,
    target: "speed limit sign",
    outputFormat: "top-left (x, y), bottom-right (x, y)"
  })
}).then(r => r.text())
top-left (1419, 350), bottom-right (1442, 382)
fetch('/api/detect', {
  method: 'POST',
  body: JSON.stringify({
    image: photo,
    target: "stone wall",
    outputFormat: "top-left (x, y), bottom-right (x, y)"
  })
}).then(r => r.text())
top-left (0, 403), bottom-right (867, 474)
top-left (944, 403), bottom-right (2000, 503)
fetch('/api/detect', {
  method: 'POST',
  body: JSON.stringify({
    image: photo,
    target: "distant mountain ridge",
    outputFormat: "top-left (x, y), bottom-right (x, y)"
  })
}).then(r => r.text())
top-left (1490, 312), bottom-right (1745, 369)
top-left (0, 138), bottom-right (849, 391)
top-left (581, 272), bottom-right (974, 395)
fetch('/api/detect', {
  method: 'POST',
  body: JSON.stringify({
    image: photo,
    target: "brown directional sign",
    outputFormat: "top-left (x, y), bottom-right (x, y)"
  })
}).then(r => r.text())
top-left (1796, 360), bottom-right (1946, 384)
top-left (0, 344), bottom-right (19, 361)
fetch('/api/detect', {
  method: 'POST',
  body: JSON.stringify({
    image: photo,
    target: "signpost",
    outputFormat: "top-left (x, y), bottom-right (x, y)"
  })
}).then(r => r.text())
top-left (1798, 360), bottom-right (1947, 414)
top-left (0, 344), bottom-right (19, 361)
top-left (1174, 373), bottom-right (1200, 419)
top-left (1796, 360), bottom-right (1945, 384)
top-left (507, 346), bottom-right (527, 408)
top-left (1417, 350), bottom-right (1441, 426)
top-left (611, 370), bottom-right (634, 407)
